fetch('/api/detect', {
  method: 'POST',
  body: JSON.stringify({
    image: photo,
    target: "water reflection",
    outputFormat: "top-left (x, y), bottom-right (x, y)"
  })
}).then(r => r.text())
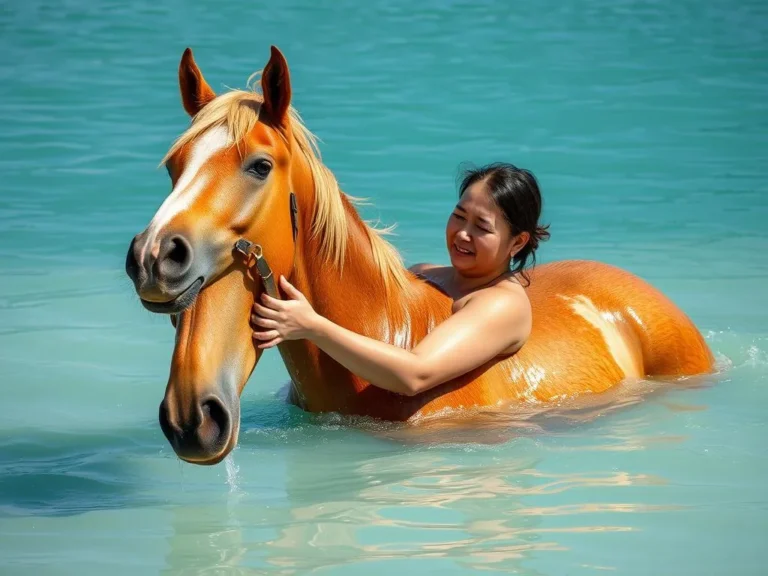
top-left (156, 374), bottom-right (722, 574)
top-left (161, 495), bottom-right (252, 575)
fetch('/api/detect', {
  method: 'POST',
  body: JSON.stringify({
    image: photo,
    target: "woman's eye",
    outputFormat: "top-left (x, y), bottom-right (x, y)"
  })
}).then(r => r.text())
top-left (452, 213), bottom-right (465, 221)
top-left (247, 159), bottom-right (272, 179)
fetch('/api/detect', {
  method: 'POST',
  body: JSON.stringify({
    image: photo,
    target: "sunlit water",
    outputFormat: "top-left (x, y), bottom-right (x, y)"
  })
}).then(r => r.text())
top-left (1, 0), bottom-right (766, 574)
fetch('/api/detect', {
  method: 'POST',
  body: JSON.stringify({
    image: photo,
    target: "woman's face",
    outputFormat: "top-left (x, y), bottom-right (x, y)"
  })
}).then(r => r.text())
top-left (445, 181), bottom-right (520, 278)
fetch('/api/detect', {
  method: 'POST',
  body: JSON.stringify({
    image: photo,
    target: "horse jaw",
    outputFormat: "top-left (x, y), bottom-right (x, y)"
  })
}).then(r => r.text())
top-left (162, 267), bottom-right (262, 464)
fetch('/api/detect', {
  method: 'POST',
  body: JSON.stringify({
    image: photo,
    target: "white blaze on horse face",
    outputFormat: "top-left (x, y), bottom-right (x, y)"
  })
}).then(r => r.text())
top-left (560, 294), bottom-right (644, 379)
top-left (142, 126), bottom-right (232, 262)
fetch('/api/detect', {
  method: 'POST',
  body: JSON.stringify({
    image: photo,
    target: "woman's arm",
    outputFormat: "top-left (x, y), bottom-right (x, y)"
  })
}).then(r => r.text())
top-left (252, 276), bottom-right (530, 396)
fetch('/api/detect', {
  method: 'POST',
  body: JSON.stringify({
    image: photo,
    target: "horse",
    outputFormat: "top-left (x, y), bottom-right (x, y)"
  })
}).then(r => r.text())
top-left (125, 46), bottom-right (715, 465)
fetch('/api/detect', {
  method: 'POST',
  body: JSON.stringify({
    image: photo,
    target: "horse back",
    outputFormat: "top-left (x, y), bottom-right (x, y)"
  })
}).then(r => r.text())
top-left (412, 259), bottom-right (714, 417)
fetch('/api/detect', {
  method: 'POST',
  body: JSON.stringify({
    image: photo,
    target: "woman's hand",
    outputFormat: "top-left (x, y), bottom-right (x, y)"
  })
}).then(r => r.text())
top-left (251, 276), bottom-right (319, 349)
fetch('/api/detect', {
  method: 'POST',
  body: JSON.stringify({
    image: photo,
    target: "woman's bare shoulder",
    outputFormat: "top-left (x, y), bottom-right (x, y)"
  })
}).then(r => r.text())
top-left (466, 282), bottom-right (532, 353)
top-left (470, 278), bottom-right (531, 323)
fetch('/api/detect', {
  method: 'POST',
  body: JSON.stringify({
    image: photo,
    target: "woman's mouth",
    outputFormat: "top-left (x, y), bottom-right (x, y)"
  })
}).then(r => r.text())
top-left (453, 244), bottom-right (474, 256)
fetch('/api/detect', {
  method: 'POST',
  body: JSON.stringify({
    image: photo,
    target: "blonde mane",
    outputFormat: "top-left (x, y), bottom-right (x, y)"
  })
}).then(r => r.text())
top-left (161, 78), bottom-right (411, 294)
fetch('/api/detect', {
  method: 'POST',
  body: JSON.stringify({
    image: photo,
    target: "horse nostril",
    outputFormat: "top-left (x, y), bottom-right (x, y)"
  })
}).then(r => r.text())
top-left (158, 400), bottom-right (176, 444)
top-left (157, 235), bottom-right (193, 282)
top-left (167, 238), bottom-right (188, 265)
top-left (125, 236), bottom-right (141, 282)
top-left (199, 397), bottom-right (231, 449)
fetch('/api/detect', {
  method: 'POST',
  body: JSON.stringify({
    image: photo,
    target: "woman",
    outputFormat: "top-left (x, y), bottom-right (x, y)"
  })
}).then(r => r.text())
top-left (251, 162), bottom-right (550, 396)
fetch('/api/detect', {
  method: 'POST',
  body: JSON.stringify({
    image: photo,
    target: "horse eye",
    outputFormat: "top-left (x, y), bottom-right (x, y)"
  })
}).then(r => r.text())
top-left (247, 159), bottom-right (272, 180)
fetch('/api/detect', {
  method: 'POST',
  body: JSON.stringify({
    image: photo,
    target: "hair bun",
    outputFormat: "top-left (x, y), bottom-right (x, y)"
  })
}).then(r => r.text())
top-left (528, 224), bottom-right (550, 251)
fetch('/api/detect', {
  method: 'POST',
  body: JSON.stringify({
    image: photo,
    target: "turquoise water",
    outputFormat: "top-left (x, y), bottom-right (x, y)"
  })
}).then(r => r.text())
top-left (1, 0), bottom-right (767, 573)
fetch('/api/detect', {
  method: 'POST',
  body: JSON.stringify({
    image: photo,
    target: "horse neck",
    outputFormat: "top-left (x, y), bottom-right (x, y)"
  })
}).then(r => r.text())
top-left (292, 192), bottom-right (411, 335)
top-left (278, 153), bottom-right (451, 411)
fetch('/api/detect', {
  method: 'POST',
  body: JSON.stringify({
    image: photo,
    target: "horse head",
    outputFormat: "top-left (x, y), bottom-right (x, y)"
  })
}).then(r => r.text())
top-left (125, 46), bottom-right (310, 464)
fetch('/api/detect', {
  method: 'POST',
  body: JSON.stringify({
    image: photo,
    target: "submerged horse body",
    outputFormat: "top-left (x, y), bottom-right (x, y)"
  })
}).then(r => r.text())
top-left (125, 47), bottom-right (714, 465)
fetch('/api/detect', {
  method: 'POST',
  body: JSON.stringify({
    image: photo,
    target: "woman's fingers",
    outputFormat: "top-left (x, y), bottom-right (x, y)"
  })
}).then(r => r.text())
top-left (279, 275), bottom-right (305, 300)
top-left (250, 315), bottom-right (278, 329)
top-left (258, 337), bottom-right (284, 349)
top-left (252, 301), bottom-right (280, 319)
top-left (261, 293), bottom-right (285, 309)
top-left (252, 329), bottom-right (280, 341)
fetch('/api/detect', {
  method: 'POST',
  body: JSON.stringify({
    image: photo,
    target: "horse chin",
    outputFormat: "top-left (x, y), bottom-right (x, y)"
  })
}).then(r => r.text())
top-left (176, 442), bottom-right (236, 466)
top-left (140, 276), bottom-right (204, 314)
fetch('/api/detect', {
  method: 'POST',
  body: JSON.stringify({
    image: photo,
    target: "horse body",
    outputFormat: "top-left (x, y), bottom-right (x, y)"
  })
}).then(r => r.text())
top-left (277, 190), bottom-right (714, 422)
top-left (125, 46), bottom-right (714, 464)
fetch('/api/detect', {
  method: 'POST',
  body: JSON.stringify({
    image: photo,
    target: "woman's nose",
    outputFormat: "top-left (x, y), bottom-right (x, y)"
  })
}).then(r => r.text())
top-left (456, 228), bottom-right (471, 241)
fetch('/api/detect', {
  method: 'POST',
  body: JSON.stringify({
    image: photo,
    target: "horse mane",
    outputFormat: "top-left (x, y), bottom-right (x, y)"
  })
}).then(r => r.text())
top-left (160, 77), bottom-right (411, 295)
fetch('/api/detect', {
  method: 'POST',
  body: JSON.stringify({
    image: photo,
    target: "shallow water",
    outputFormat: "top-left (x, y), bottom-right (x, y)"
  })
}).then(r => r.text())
top-left (1, 0), bottom-right (767, 574)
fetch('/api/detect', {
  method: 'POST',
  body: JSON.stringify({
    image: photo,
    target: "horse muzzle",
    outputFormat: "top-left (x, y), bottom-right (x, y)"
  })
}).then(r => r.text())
top-left (125, 230), bottom-right (207, 314)
top-left (159, 394), bottom-right (240, 465)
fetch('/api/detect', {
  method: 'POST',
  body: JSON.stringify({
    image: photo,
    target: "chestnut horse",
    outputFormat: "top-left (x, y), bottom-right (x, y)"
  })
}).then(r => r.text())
top-left (125, 46), bottom-right (714, 465)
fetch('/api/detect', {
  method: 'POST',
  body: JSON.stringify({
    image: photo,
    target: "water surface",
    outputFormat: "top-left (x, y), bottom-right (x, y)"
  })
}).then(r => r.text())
top-left (1, 0), bottom-right (766, 574)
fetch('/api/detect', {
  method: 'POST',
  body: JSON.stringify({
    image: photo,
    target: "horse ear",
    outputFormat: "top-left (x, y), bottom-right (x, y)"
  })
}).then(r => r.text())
top-left (260, 46), bottom-right (292, 126)
top-left (178, 48), bottom-right (216, 117)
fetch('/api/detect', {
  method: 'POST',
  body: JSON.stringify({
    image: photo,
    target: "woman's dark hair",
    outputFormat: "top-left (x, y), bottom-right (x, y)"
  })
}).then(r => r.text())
top-left (457, 162), bottom-right (550, 286)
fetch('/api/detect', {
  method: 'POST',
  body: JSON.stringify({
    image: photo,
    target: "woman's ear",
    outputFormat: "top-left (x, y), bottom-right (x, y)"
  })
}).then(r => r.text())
top-left (509, 231), bottom-right (530, 258)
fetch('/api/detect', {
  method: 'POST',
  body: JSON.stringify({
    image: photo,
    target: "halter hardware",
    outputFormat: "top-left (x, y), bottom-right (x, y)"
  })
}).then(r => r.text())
top-left (234, 192), bottom-right (299, 299)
